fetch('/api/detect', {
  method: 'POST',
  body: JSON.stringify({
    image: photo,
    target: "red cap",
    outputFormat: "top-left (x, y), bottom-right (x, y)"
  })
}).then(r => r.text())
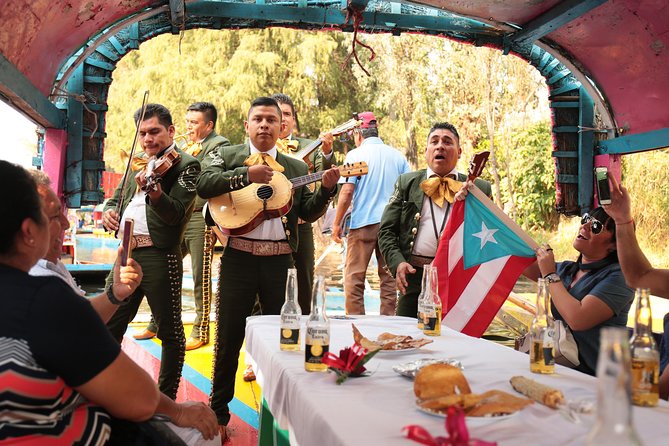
top-left (357, 111), bottom-right (377, 129)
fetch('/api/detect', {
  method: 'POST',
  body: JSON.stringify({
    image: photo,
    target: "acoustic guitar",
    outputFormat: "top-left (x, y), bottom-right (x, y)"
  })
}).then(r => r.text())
top-left (290, 118), bottom-right (361, 169)
top-left (209, 162), bottom-right (368, 236)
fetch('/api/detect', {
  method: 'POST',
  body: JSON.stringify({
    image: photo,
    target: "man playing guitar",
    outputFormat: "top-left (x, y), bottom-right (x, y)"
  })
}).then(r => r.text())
top-left (196, 97), bottom-right (339, 441)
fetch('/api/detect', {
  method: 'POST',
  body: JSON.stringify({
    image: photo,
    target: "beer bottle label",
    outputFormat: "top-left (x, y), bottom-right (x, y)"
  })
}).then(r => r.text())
top-left (280, 327), bottom-right (300, 345)
top-left (305, 343), bottom-right (329, 364)
top-left (281, 314), bottom-right (300, 328)
top-left (543, 328), bottom-right (555, 365)
top-left (425, 316), bottom-right (438, 331)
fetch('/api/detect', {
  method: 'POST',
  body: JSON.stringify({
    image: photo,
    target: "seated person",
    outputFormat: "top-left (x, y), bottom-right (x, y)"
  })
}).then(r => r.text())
top-left (604, 175), bottom-right (669, 399)
top-left (0, 161), bottom-right (219, 445)
top-left (526, 207), bottom-right (634, 375)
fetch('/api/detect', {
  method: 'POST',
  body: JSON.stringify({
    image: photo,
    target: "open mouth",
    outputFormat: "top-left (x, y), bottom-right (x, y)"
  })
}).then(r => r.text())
top-left (434, 154), bottom-right (445, 160)
top-left (577, 232), bottom-right (589, 240)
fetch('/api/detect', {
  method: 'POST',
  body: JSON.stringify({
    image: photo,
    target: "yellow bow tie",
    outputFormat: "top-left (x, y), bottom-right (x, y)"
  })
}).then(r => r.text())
top-left (120, 150), bottom-right (151, 172)
top-left (244, 152), bottom-right (285, 172)
top-left (420, 175), bottom-right (462, 207)
top-left (184, 141), bottom-right (203, 157)
top-left (275, 138), bottom-right (299, 154)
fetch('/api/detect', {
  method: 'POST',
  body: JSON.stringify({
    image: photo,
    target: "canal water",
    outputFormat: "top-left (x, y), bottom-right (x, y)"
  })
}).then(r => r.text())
top-left (73, 230), bottom-right (534, 340)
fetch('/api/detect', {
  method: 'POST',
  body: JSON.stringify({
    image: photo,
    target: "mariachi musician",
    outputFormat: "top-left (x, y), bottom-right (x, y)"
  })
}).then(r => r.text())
top-left (270, 93), bottom-right (335, 313)
top-left (135, 102), bottom-right (231, 352)
top-left (102, 103), bottom-right (199, 400)
top-left (196, 97), bottom-right (339, 439)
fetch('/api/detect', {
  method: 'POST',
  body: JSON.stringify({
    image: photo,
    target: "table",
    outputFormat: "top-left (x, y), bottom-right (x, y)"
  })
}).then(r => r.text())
top-left (245, 315), bottom-right (669, 446)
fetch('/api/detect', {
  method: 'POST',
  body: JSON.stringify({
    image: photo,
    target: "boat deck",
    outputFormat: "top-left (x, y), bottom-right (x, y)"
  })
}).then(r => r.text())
top-left (122, 322), bottom-right (259, 444)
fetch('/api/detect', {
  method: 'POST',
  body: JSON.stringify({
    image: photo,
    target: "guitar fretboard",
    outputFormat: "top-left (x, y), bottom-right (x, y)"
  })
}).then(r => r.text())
top-left (290, 171), bottom-right (325, 189)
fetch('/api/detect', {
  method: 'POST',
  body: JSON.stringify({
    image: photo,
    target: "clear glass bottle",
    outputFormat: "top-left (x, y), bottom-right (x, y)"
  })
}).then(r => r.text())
top-left (416, 265), bottom-right (432, 330)
top-left (305, 275), bottom-right (330, 372)
top-left (530, 278), bottom-right (555, 374)
top-left (630, 288), bottom-right (660, 407)
top-left (422, 266), bottom-right (441, 336)
top-left (280, 268), bottom-right (302, 351)
top-left (586, 327), bottom-right (642, 446)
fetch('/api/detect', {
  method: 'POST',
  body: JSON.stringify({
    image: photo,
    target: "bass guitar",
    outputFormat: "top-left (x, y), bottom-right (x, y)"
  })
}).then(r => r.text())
top-left (209, 162), bottom-right (368, 236)
top-left (290, 118), bottom-right (361, 169)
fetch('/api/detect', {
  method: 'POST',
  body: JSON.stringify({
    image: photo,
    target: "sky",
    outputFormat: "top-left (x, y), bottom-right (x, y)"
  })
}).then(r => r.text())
top-left (0, 100), bottom-right (38, 168)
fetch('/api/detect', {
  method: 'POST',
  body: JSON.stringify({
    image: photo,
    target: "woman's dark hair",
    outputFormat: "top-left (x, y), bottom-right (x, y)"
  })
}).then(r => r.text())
top-left (589, 206), bottom-right (617, 243)
top-left (0, 161), bottom-right (44, 254)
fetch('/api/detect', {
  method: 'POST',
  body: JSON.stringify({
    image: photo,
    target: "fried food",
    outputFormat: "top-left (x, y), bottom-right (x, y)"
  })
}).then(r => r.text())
top-left (510, 376), bottom-right (565, 409)
top-left (418, 390), bottom-right (532, 417)
top-left (351, 324), bottom-right (433, 351)
top-left (465, 390), bottom-right (533, 417)
top-left (414, 363), bottom-right (471, 400)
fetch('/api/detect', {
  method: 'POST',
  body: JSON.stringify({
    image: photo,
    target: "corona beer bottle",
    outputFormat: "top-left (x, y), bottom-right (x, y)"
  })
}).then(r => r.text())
top-left (630, 288), bottom-right (660, 407)
top-left (280, 268), bottom-right (302, 351)
top-left (422, 266), bottom-right (441, 336)
top-left (416, 265), bottom-right (432, 330)
top-left (530, 278), bottom-right (555, 374)
top-left (305, 275), bottom-right (330, 372)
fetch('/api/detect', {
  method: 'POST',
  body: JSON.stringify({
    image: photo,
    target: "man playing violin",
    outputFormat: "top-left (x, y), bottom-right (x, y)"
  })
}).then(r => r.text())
top-left (102, 103), bottom-right (200, 400)
top-left (135, 102), bottom-right (231, 352)
top-left (196, 96), bottom-right (340, 440)
top-left (378, 122), bottom-right (492, 317)
top-left (271, 93), bottom-right (334, 313)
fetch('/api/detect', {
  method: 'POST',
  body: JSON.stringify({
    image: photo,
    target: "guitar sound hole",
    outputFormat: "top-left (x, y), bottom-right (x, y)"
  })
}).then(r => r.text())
top-left (257, 185), bottom-right (274, 201)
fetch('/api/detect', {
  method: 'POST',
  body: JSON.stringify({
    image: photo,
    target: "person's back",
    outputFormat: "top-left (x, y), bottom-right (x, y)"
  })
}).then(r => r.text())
top-left (0, 267), bottom-right (119, 443)
top-left (343, 136), bottom-right (410, 229)
top-left (333, 112), bottom-right (410, 315)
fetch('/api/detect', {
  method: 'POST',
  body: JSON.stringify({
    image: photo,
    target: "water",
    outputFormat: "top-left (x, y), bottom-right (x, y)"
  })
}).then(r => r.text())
top-left (72, 232), bottom-right (533, 340)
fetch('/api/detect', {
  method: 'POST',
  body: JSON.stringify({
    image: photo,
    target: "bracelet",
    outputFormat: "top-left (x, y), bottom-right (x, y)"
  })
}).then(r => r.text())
top-left (615, 219), bottom-right (634, 226)
top-left (106, 284), bottom-right (129, 306)
top-left (543, 272), bottom-right (557, 279)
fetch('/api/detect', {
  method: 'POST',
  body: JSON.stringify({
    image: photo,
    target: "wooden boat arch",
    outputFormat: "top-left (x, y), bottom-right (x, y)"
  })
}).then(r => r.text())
top-left (1, 0), bottom-right (667, 214)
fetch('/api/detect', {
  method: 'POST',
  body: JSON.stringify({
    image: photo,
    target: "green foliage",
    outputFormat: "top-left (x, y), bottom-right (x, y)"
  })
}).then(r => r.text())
top-left (508, 122), bottom-right (557, 231)
top-left (622, 150), bottom-right (669, 267)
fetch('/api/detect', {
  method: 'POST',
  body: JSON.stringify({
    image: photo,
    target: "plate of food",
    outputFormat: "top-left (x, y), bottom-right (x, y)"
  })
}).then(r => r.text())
top-left (413, 364), bottom-right (533, 420)
top-left (393, 358), bottom-right (463, 379)
top-left (351, 324), bottom-right (433, 352)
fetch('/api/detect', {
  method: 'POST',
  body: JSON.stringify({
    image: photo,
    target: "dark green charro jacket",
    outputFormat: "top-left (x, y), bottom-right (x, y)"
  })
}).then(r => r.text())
top-left (105, 146), bottom-right (200, 249)
top-left (291, 136), bottom-right (333, 173)
top-left (378, 170), bottom-right (492, 276)
top-left (187, 131), bottom-right (231, 211)
top-left (196, 143), bottom-right (335, 252)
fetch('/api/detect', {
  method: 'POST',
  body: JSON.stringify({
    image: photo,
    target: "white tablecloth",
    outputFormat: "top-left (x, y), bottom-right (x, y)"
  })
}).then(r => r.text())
top-left (245, 315), bottom-right (669, 446)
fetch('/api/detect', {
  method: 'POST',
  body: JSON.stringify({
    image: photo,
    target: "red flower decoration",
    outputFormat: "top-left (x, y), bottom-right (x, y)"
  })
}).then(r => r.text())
top-left (322, 342), bottom-right (379, 384)
top-left (402, 407), bottom-right (497, 446)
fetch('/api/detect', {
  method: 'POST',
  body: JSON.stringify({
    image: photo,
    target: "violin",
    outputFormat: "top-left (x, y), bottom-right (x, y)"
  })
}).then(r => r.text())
top-left (135, 146), bottom-right (181, 192)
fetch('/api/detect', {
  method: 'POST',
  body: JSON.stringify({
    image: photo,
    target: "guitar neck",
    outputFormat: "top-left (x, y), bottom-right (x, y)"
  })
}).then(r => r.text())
top-left (292, 138), bottom-right (322, 161)
top-left (290, 170), bottom-right (326, 189)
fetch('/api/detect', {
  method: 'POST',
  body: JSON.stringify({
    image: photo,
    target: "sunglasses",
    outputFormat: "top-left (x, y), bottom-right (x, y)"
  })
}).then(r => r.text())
top-left (581, 213), bottom-right (604, 234)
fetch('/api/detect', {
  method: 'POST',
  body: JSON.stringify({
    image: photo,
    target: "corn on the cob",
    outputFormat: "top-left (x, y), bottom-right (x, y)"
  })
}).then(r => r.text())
top-left (510, 376), bottom-right (565, 409)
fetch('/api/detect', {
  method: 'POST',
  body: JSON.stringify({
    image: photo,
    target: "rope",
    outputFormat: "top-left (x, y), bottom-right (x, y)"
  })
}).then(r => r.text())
top-left (341, 1), bottom-right (376, 76)
top-left (50, 86), bottom-right (99, 138)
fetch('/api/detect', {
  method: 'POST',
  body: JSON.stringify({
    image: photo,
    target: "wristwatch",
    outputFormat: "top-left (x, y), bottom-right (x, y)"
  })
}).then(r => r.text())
top-left (106, 284), bottom-right (129, 306)
top-left (544, 273), bottom-right (561, 284)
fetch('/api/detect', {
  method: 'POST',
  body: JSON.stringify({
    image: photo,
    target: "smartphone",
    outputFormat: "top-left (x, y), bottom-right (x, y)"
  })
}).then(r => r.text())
top-left (120, 218), bottom-right (134, 266)
top-left (595, 167), bottom-right (611, 205)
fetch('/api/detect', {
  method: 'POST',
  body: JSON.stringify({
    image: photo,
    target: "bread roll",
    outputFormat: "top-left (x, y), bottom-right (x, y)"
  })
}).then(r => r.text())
top-left (414, 363), bottom-right (471, 400)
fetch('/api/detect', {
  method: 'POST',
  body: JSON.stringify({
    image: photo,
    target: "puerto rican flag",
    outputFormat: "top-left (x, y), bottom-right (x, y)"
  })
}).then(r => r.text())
top-left (434, 186), bottom-right (538, 337)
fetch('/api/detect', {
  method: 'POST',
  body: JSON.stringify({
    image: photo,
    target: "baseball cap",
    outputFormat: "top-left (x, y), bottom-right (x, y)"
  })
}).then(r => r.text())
top-left (355, 111), bottom-right (377, 129)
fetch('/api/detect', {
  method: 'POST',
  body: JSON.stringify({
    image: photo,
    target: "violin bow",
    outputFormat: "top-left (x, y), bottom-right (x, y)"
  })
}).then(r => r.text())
top-left (115, 90), bottom-right (150, 217)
